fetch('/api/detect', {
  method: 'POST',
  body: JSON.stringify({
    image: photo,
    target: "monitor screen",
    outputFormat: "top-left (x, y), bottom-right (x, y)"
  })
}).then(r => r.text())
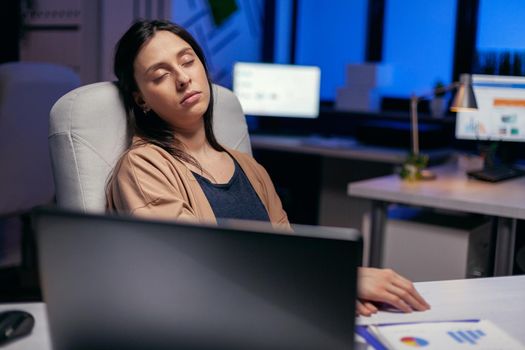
top-left (233, 62), bottom-right (321, 118)
top-left (455, 74), bottom-right (525, 142)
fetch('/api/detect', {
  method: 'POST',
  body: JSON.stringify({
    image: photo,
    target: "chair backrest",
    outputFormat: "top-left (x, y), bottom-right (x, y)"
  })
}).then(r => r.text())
top-left (49, 82), bottom-right (251, 213)
top-left (0, 62), bottom-right (80, 216)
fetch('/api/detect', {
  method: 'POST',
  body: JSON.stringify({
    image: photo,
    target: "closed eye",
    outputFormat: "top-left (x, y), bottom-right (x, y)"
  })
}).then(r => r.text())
top-left (153, 72), bottom-right (169, 82)
top-left (180, 53), bottom-right (195, 67)
top-left (182, 59), bottom-right (194, 67)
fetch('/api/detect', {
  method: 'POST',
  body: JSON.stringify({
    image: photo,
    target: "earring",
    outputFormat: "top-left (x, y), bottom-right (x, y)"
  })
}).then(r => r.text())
top-left (142, 106), bottom-right (150, 115)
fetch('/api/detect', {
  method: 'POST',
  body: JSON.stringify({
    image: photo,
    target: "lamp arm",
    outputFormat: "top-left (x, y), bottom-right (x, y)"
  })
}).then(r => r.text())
top-left (413, 81), bottom-right (461, 102)
top-left (410, 78), bottom-right (471, 157)
top-left (411, 82), bottom-right (461, 155)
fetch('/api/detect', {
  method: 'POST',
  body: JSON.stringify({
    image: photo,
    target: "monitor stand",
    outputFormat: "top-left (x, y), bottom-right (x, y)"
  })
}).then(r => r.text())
top-left (467, 165), bottom-right (525, 182)
top-left (466, 141), bottom-right (525, 182)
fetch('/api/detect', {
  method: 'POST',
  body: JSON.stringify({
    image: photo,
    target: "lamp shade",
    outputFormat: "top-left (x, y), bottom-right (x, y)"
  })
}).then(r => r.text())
top-left (450, 73), bottom-right (478, 112)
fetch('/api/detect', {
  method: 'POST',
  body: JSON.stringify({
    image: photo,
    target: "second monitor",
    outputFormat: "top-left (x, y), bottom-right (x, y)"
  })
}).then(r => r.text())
top-left (233, 62), bottom-right (321, 118)
top-left (455, 74), bottom-right (525, 181)
top-left (456, 74), bottom-right (525, 142)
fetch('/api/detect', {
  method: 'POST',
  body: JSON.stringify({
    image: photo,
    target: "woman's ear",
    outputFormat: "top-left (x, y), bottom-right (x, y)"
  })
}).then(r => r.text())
top-left (133, 91), bottom-right (146, 108)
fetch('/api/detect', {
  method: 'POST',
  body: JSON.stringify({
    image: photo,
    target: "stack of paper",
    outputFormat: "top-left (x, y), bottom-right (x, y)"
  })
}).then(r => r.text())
top-left (357, 320), bottom-right (523, 350)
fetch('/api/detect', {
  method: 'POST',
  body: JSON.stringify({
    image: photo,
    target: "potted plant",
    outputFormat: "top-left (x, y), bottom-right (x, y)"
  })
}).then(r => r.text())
top-left (399, 153), bottom-right (430, 181)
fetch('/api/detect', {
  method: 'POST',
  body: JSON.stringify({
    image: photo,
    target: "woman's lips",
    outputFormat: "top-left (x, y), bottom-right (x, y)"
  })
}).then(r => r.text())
top-left (180, 91), bottom-right (201, 106)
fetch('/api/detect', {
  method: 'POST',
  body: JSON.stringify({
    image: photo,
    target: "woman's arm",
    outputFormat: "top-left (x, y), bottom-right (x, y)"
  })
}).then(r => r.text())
top-left (107, 148), bottom-right (200, 222)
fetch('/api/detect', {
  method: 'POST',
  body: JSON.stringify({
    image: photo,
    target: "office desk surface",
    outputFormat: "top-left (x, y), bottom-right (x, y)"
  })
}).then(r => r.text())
top-left (1, 276), bottom-right (524, 349)
top-left (357, 275), bottom-right (525, 345)
top-left (348, 163), bottom-right (525, 219)
top-left (252, 134), bottom-right (451, 164)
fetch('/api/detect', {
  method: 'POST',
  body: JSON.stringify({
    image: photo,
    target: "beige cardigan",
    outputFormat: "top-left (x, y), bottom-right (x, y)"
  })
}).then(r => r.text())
top-left (106, 141), bottom-right (290, 229)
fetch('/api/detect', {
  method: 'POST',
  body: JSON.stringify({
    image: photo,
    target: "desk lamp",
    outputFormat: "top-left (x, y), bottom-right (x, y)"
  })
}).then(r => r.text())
top-left (402, 73), bottom-right (478, 180)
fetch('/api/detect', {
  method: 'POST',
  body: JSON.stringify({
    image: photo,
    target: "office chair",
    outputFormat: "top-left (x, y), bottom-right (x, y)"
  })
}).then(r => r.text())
top-left (0, 62), bottom-right (80, 300)
top-left (49, 82), bottom-right (251, 213)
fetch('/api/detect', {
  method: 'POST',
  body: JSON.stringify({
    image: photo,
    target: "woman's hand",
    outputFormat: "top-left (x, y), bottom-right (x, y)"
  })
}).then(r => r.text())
top-left (357, 267), bottom-right (430, 316)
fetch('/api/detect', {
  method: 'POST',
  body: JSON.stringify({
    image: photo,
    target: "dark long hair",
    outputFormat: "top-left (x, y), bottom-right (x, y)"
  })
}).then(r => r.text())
top-left (113, 19), bottom-right (224, 168)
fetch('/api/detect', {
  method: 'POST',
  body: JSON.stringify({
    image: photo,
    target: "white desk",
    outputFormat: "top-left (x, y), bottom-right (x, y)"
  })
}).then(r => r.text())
top-left (348, 163), bottom-right (525, 275)
top-left (2, 276), bottom-right (524, 349)
top-left (357, 275), bottom-right (525, 345)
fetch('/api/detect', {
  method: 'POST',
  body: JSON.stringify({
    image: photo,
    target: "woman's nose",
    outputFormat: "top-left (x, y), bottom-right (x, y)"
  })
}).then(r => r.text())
top-left (176, 71), bottom-right (190, 90)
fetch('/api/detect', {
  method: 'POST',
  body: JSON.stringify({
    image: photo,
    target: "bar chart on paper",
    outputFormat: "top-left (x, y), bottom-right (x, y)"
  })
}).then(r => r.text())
top-left (369, 320), bottom-right (524, 349)
top-left (447, 329), bottom-right (485, 345)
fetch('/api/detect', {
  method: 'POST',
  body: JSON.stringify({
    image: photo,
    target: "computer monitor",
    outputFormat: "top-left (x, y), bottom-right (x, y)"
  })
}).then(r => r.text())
top-left (34, 208), bottom-right (361, 350)
top-left (233, 62), bottom-right (321, 118)
top-left (455, 74), bottom-right (525, 142)
top-left (455, 74), bottom-right (525, 181)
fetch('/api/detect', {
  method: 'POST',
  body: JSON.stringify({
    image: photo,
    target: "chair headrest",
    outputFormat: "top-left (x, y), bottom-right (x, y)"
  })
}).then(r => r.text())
top-left (49, 82), bottom-right (251, 212)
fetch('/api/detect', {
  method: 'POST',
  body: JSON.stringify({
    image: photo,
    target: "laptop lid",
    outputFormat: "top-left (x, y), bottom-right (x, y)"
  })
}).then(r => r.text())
top-left (34, 208), bottom-right (362, 350)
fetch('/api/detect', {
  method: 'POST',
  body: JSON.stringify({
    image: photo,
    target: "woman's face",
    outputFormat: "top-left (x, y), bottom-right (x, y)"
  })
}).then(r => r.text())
top-left (132, 30), bottom-right (210, 130)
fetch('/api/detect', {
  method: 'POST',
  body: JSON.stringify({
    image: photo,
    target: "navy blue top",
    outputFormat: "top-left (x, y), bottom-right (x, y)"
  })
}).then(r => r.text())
top-left (192, 159), bottom-right (270, 222)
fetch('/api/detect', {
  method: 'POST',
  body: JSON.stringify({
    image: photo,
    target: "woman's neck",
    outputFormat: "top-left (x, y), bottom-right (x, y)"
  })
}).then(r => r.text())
top-left (174, 120), bottom-right (211, 156)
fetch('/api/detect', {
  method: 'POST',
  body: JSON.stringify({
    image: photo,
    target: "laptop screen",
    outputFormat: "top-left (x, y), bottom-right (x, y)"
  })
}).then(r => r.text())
top-left (34, 209), bottom-right (361, 350)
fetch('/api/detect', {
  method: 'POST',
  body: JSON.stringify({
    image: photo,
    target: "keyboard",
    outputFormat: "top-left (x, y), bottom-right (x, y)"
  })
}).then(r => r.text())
top-left (467, 166), bottom-right (525, 182)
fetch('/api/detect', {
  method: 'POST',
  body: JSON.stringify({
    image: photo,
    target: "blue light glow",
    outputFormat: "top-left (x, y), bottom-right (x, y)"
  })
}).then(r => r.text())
top-left (294, 0), bottom-right (367, 100)
top-left (382, 0), bottom-right (456, 97)
top-left (477, 0), bottom-right (525, 50)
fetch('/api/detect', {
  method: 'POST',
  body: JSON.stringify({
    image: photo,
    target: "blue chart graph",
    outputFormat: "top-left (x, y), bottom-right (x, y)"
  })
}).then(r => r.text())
top-left (448, 329), bottom-right (486, 345)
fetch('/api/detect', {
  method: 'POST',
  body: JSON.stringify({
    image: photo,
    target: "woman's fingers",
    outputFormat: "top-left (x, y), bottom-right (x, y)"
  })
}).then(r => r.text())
top-left (379, 289), bottom-right (413, 313)
top-left (392, 275), bottom-right (431, 310)
top-left (387, 284), bottom-right (427, 312)
top-left (356, 300), bottom-right (372, 316)
top-left (362, 300), bottom-right (378, 314)
top-left (356, 300), bottom-right (378, 317)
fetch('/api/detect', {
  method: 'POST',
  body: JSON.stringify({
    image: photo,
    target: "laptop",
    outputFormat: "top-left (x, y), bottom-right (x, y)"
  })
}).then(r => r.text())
top-left (33, 208), bottom-right (362, 350)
